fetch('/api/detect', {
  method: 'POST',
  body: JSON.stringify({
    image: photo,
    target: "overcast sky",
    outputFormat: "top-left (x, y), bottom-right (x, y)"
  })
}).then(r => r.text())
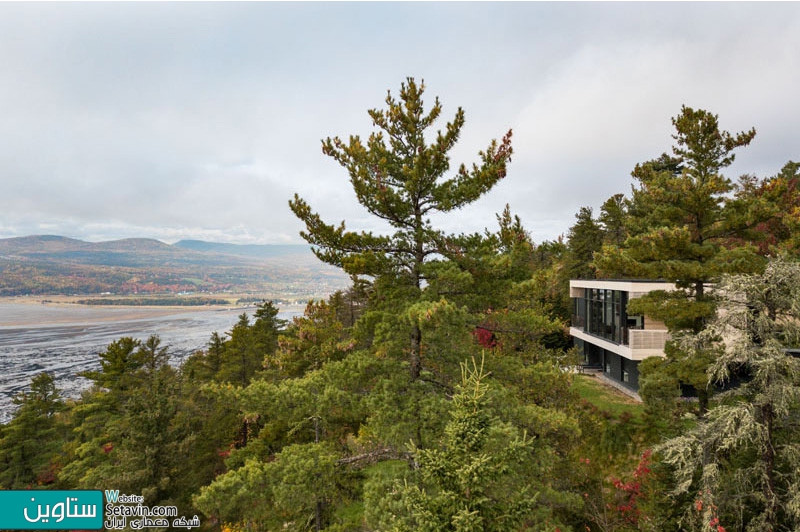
top-left (1, 2), bottom-right (798, 245)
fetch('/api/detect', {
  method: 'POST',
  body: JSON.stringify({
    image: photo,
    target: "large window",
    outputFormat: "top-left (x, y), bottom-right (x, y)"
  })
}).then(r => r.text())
top-left (572, 296), bottom-right (586, 328)
top-left (581, 288), bottom-right (629, 344)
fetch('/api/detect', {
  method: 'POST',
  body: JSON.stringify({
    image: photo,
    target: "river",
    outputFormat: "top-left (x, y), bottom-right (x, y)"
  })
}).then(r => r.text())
top-left (0, 302), bottom-right (304, 423)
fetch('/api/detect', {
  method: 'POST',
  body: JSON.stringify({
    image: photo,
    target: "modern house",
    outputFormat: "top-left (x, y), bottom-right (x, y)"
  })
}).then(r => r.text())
top-left (570, 279), bottom-right (675, 392)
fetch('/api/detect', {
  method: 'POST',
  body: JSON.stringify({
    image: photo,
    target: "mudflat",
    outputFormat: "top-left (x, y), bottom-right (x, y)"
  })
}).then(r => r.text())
top-left (0, 296), bottom-right (232, 328)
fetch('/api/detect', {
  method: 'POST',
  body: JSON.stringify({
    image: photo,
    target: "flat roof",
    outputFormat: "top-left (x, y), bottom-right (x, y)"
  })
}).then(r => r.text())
top-left (570, 278), bottom-right (669, 283)
top-left (570, 279), bottom-right (676, 292)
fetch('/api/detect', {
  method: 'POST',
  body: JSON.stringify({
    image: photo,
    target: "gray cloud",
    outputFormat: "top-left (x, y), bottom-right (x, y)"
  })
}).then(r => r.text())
top-left (0, 3), bottom-right (798, 244)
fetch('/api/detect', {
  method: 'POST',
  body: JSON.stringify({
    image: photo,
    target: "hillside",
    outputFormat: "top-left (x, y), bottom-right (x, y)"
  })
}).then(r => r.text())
top-left (0, 235), bottom-right (347, 298)
top-left (174, 240), bottom-right (310, 259)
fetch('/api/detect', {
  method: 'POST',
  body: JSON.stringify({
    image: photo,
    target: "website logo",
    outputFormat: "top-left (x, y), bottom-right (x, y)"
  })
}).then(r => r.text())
top-left (0, 490), bottom-right (103, 530)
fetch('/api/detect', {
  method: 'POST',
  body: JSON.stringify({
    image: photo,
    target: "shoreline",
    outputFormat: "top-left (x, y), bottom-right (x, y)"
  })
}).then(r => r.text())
top-left (0, 296), bottom-right (306, 328)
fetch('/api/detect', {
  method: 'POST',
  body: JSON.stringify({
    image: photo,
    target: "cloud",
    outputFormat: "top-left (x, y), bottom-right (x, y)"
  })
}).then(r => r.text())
top-left (0, 3), bottom-right (798, 244)
top-left (508, 5), bottom-right (800, 234)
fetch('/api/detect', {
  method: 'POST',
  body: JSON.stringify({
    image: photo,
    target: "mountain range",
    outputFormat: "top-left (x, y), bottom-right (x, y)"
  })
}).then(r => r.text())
top-left (0, 235), bottom-right (348, 298)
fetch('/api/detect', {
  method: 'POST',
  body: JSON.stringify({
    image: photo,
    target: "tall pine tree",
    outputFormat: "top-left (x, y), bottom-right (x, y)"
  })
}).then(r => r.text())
top-left (289, 77), bottom-right (512, 380)
top-left (594, 105), bottom-right (765, 412)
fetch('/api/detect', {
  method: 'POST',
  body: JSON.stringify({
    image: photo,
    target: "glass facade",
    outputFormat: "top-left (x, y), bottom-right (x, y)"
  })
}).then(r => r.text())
top-left (570, 283), bottom-right (659, 391)
top-left (572, 288), bottom-right (642, 345)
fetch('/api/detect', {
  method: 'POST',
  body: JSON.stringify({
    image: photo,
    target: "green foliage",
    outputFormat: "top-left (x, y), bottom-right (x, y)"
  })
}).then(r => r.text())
top-left (20, 82), bottom-right (800, 532)
top-left (273, 299), bottom-right (354, 378)
top-left (290, 77), bottom-right (512, 283)
top-left (656, 258), bottom-right (800, 531)
top-left (368, 357), bottom-right (579, 531)
top-left (195, 348), bottom-right (396, 529)
top-left (114, 355), bottom-right (181, 504)
top-left (80, 336), bottom-right (144, 394)
top-left (593, 105), bottom-right (768, 415)
top-left (0, 373), bottom-right (66, 488)
top-left (290, 77), bottom-right (513, 380)
top-left (599, 193), bottom-right (628, 247)
top-left (595, 105), bottom-right (763, 305)
top-left (214, 301), bottom-right (285, 386)
top-left (194, 442), bottom-right (344, 531)
top-left (58, 337), bottom-right (191, 504)
top-left (637, 356), bottom-right (682, 437)
top-left (566, 206), bottom-right (604, 280)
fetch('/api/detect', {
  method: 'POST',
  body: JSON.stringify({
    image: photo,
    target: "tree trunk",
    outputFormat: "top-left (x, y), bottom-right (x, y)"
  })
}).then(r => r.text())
top-left (694, 280), bottom-right (705, 333)
top-left (697, 388), bottom-right (708, 418)
top-left (762, 403), bottom-right (777, 531)
top-left (410, 323), bottom-right (422, 380)
top-left (695, 280), bottom-right (709, 417)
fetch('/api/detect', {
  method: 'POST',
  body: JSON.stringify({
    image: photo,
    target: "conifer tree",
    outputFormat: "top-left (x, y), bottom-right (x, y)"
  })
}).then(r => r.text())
top-left (565, 206), bottom-right (603, 280)
top-left (367, 357), bottom-right (578, 531)
top-left (657, 258), bottom-right (800, 531)
top-left (289, 77), bottom-right (512, 379)
top-left (594, 105), bottom-right (765, 413)
top-left (595, 105), bottom-right (761, 329)
top-left (598, 193), bottom-right (628, 247)
top-left (0, 372), bottom-right (65, 488)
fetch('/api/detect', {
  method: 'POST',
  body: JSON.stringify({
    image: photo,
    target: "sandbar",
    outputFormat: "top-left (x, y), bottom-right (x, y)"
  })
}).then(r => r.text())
top-left (0, 296), bottom-right (239, 328)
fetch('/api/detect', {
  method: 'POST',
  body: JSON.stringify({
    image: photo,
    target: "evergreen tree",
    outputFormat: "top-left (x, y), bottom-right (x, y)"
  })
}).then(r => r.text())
top-left (80, 336), bottom-right (143, 396)
top-left (566, 206), bottom-right (603, 280)
top-left (367, 357), bottom-right (579, 531)
top-left (194, 351), bottom-right (385, 530)
top-left (289, 77), bottom-right (513, 380)
top-left (114, 336), bottom-right (182, 504)
top-left (215, 303), bottom-right (284, 386)
top-left (60, 335), bottom-right (187, 503)
top-left (657, 258), bottom-right (800, 531)
top-left (183, 331), bottom-right (226, 381)
top-left (0, 372), bottom-right (65, 488)
top-left (60, 337), bottom-right (144, 489)
top-left (271, 299), bottom-right (351, 378)
top-left (598, 193), bottom-right (628, 247)
top-left (594, 105), bottom-right (765, 413)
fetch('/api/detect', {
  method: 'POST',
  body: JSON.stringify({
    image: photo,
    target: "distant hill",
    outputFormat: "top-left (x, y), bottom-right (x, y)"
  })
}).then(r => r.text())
top-left (174, 240), bottom-right (313, 259)
top-left (96, 238), bottom-right (175, 253)
top-left (0, 236), bottom-right (314, 261)
top-left (0, 235), bottom-right (205, 268)
top-left (0, 235), bottom-right (172, 256)
top-left (0, 235), bottom-right (93, 253)
top-left (0, 235), bottom-right (346, 298)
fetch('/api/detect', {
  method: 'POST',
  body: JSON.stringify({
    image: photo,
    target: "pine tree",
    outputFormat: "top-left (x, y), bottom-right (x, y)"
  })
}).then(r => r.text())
top-left (367, 357), bottom-right (578, 531)
top-left (289, 77), bottom-right (512, 380)
top-left (565, 206), bottom-right (603, 280)
top-left (598, 193), bottom-right (628, 247)
top-left (0, 372), bottom-right (65, 488)
top-left (594, 105), bottom-right (765, 413)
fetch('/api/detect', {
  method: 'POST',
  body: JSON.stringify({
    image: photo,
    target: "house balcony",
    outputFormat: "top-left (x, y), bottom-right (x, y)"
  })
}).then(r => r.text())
top-left (628, 329), bottom-right (669, 351)
top-left (569, 326), bottom-right (669, 361)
